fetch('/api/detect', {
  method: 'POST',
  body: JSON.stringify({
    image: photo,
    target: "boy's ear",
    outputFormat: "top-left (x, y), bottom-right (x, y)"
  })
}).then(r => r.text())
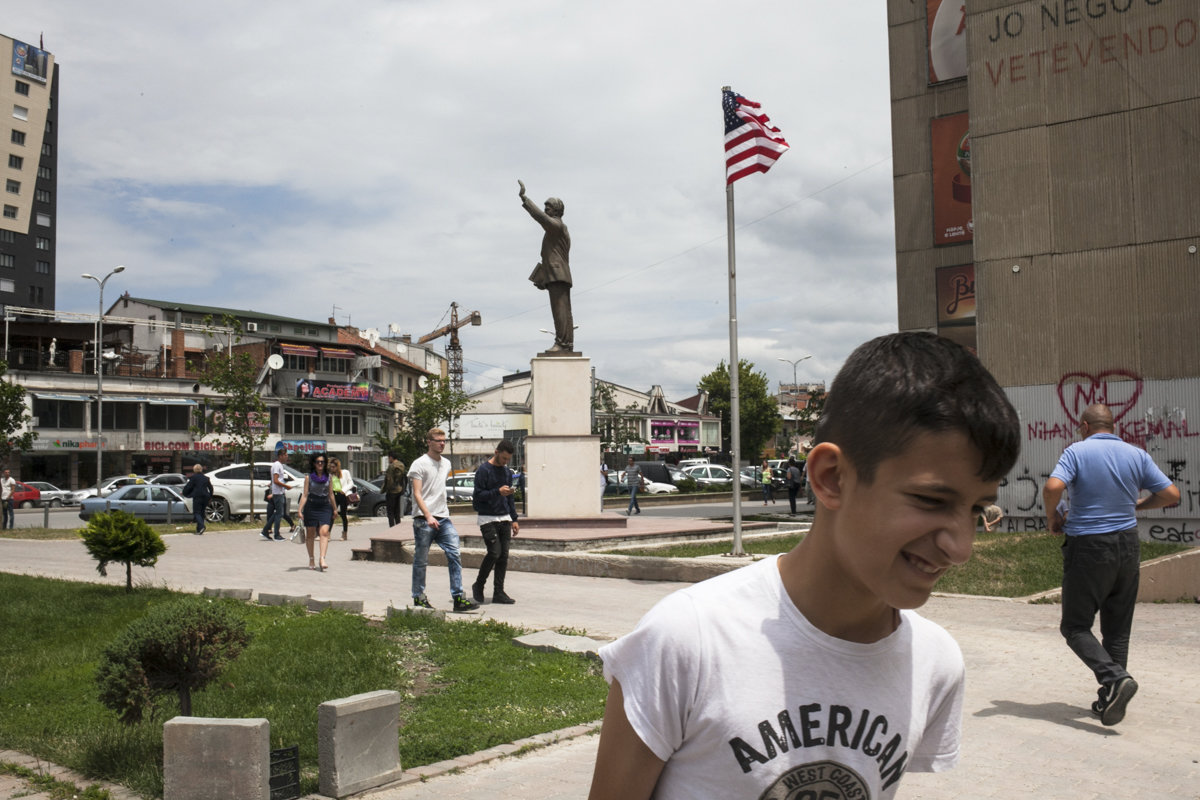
top-left (806, 442), bottom-right (847, 511)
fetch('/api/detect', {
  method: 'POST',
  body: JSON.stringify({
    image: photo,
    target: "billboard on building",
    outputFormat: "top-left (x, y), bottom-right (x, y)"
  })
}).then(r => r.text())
top-left (11, 40), bottom-right (49, 83)
top-left (935, 263), bottom-right (977, 352)
top-left (927, 0), bottom-right (968, 83)
top-left (930, 112), bottom-right (972, 245)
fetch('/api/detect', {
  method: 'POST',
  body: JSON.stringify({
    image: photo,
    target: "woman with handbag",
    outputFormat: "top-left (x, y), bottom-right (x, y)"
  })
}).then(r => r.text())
top-left (299, 453), bottom-right (335, 571)
top-left (329, 456), bottom-right (355, 541)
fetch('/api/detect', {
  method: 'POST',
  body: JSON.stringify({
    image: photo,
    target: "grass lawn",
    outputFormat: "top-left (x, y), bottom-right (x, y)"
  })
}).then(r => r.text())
top-left (611, 531), bottom-right (1190, 598)
top-left (0, 573), bottom-right (606, 798)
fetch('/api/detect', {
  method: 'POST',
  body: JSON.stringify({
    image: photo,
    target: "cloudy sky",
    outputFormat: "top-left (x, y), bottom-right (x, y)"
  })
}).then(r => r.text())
top-left (12, 0), bottom-right (899, 400)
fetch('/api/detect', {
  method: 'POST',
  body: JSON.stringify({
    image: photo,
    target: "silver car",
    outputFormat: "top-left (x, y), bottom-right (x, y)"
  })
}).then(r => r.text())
top-left (78, 484), bottom-right (192, 522)
top-left (24, 481), bottom-right (76, 507)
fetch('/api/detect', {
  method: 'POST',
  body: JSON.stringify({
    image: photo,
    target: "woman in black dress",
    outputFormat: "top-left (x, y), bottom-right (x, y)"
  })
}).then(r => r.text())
top-left (299, 453), bottom-right (335, 571)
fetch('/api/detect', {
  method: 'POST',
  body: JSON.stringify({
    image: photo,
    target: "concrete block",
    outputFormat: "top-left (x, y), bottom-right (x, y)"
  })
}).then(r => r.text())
top-left (318, 690), bottom-right (403, 798)
top-left (514, 630), bottom-right (604, 659)
top-left (257, 592), bottom-right (310, 607)
top-left (201, 587), bottom-right (253, 600)
top-left (163, 716), bottom-right (269, 800)
top-left (307, 597), bottom-right (365, 614)
top-left (388, 604), bottom-right (446, 621)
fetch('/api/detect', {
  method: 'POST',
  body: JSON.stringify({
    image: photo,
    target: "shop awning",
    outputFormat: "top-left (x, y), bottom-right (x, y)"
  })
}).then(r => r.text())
top-left (106, 396), bottom-right (151, 403)
top-left (280, 344), bottom-right (319, 357)
top-left (321, 347), bottom-right (356, 359)
top-left (33, 392), bottom-right (92, 402)
top-left (148, 398), bottom-right (198, 406)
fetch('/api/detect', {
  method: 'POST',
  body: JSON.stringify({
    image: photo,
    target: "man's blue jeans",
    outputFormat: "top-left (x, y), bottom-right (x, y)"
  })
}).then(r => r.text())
top-left (2, 500), bottom-right (12, 529)
top-left (412, 516), bottom-right (464, 600)
top-left (261, 494), bottom-right (283, 536)
top-left (626, 484), bottom-right (640, 514)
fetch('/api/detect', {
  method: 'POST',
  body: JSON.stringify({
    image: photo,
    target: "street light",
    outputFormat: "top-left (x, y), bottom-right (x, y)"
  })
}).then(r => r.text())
top-left (81, 266), bottom-right (125, 493)
top-left (777, 355), bottom-right (811, 456)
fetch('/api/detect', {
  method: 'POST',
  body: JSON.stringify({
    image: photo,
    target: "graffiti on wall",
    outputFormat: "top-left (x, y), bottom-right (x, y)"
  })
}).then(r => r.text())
top-left (999, 371), bottom-right (1199, 541)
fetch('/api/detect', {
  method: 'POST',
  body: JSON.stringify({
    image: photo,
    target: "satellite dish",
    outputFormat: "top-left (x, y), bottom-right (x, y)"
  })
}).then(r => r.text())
top-left (267, 354), bottom-right (284, 370)
top-left (364, 328), bottom-right (381, 348)
top-left (417, 376), bottom-right (429, 389)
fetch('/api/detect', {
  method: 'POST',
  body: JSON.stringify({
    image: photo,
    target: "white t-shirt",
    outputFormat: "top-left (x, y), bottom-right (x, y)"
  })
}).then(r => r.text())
top-left (269, 461), bottom-right (288, 496)
top-left (600, 556), bottom-right (964, 799)
top-left (409, 453), bottom-right (450, 519)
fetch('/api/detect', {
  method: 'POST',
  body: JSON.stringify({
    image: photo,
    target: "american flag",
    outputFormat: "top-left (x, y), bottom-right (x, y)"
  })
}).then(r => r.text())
top-left (723, 89), bottom-right (790, 185)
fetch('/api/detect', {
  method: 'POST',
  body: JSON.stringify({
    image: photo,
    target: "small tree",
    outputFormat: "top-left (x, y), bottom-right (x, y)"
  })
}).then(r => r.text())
top-left (190, 315), bottom-right (269, 514)
top-left (0, 359), bottom-right (37, 462)
top-left (79, 510), bottom-right (167, 593)
top-left (96, 596), bottom-right (250, 723)
top-left (792, 387), bottom-right (827, 443)
top-left (592, 383), bottom-right (646, 454)
top-left (697, 360), bottom-right (779, 460)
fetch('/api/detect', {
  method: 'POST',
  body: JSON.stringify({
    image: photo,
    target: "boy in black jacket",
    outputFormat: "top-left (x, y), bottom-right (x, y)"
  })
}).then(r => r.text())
top-left (471, 439), bottom-right (520, 604)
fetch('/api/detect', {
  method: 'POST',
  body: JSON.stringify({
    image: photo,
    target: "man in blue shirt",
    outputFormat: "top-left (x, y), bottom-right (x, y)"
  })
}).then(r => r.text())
top-left (1043, 403), bottom-right (1179, 726)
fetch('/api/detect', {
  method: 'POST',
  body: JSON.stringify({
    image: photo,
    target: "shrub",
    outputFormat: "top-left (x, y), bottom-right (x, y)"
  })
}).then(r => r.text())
top-left (96, 596), bottom-right (251, 724)
top-left (78, 510), bottom-right (167, 593)
top-left (674, 477), bottom-right (698, 493)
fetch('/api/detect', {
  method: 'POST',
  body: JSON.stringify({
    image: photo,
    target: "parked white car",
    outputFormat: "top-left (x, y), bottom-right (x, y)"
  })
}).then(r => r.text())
top-left (205, 462), bottom-right (304, 522)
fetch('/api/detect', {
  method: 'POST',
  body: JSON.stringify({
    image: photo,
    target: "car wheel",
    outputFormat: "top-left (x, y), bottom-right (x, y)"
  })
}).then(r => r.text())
top-left (373, 502), bottom-right (389, 518)
top-left (20, 500), bottom-right (34, 509)
top-left (50, 499), bottom-right (63, 508)
top-left (206, 498), bottom-right (229, 523)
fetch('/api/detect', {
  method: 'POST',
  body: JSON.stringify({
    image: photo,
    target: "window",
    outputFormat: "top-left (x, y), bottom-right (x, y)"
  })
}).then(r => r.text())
top-left (96, 402), bottom-right (139, 431)
top-left (44, 120), bottom-right (51, 133)
top-left (34, 189), bottom-right (49, 203)
top-left (267, 323), bottom-right (281, 332)
top-left (146, 404), bottom-right (190, 431)
top-left (2, 205), bottom-right (16, 219)
top-left (0, 254), bottom-right (13, 268)
top-left (35, 212), bottom-right (49, 227)
top-left (35, 237), bottom-right (49, 250)
top-left (37, 166), bottom-right (50, 179)
top-left (10, 130), bottom-right (24, 145)
top-left (0, 230), bottom-right (11, 242)
top-left (283, 406), bottom-right (322, 435)
top-left (35, 260), bottom-right (48, 274)
top-left (27, 285), bottom-right (43, 304)
top-left (318, 355), bottom-right (345, 372)
top-left (12, 106), bottom-right (28, 121)
top-left (8, 155), bottom-right (22, 169)
top-left (14, 81), bottom-right (29, 96)
top-left (41, 143), bottom-right (50, 156)
top-left (0, 278), bottom-right (13, 292)
top-left (325, 409), bottom-right (359, 436)
top-left (32, 398), bottom-right (84, 429)
top-left (5, 179), bottom-right (19, 194)
top-left (284, 353), bottom-right (308, 371)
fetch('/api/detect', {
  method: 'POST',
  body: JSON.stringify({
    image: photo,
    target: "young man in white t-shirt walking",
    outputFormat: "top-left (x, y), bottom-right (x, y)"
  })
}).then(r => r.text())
top-left (408, 427), bottom-right (479, 612)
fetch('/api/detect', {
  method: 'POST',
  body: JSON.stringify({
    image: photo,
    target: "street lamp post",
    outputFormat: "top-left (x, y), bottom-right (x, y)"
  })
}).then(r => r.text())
top-left (81, 266), bottom-right (125, 493)
top-left (777, 355), bottom-right (811, 456)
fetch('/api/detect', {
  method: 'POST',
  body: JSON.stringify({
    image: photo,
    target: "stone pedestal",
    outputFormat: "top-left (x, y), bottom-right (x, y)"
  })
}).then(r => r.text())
top-left (163, 717), bottom-right (270, 800)
top-left (525, 356), bottom-right (601, 519)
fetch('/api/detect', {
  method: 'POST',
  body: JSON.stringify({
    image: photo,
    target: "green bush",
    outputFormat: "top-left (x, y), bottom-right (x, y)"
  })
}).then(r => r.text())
top-left (674, 477), bottom-right (698, 493)
top-left (95, 597), bottom-right (250, 724)
top-left (78, 510), bottom-right (167, 593)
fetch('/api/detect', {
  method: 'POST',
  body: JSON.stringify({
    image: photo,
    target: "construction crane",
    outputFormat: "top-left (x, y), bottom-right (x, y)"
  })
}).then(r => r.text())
top-left (417, 302), bottom-right (482, 394)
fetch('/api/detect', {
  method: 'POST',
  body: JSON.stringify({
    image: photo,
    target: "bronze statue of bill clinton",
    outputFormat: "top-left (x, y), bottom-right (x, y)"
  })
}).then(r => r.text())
top-left (519, 180), bottom-right (574, 353)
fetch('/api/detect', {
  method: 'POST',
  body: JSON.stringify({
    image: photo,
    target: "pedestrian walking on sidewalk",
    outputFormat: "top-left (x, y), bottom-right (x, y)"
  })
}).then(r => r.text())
top-left (785, 457), bottom-right (802, 515)
top-left (383, 452), bottom-right (407, 527)
top-left (261, 448), bottom-right (293, 540)
top-left (1043, 403), bottom-right (1180, 726)
top-left (299, 453), bottom-right (335, 572)
top-left (409, 428), bottom-right (479, 612)
top-left (180, 464), bottom-right (212, 534)
top-left (471, 439), bottom-right (521, 605)
top-left (624, 457), bottom-right (644, 515)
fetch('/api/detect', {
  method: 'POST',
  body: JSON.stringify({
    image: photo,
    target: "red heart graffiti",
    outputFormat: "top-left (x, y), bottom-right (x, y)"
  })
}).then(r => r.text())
top-left (1056, 370), bottom-right (1143, 427)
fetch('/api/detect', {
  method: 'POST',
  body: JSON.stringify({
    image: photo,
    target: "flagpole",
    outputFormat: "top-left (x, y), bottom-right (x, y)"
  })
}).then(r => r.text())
top-left (723, 85), bottom-right (744, 557)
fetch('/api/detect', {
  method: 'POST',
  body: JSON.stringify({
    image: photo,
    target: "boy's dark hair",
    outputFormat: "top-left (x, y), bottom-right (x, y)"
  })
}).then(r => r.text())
top-left (814, 332), bottom-right (1019, 482)
top-left (495, 439), bottom-right (515, 455)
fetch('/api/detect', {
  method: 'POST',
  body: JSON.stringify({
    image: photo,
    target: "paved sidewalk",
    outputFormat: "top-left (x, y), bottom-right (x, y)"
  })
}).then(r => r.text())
top-left (3, 519), bottom-right (1199, 799)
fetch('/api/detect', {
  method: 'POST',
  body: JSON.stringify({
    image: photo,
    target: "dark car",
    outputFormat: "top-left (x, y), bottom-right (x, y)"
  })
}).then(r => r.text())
top-left (348, 478), bottom-right (410, 518)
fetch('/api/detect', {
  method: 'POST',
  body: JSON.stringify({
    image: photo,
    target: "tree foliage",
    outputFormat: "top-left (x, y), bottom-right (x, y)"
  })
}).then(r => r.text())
top-left (95, 596), bottom-right (250, 724)
top-left (592, 382), bottom-right (645, 453)
top-left (697, 359), bottom-right (779, 461)
top-left (374, 376), bottom-right (477, 465)
top-left (78, 510), bottom-right (167, 593)
top-left (0, 360), bottom-right (37, 463)
top-left (191, 315), bottom-right (269, 512)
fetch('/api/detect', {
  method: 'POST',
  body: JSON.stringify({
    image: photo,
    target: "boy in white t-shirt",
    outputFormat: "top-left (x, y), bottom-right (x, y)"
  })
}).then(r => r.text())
top-left (589, 332), bottom-right (1021, 799)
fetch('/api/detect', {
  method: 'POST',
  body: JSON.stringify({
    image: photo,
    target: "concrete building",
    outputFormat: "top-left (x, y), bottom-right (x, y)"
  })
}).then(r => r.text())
top-left (6, 298), bottom-right (435, 489)
top-left (0, 34), bottom-right (57, 312)
top-left (888, 0), bottom-right (1199, 538)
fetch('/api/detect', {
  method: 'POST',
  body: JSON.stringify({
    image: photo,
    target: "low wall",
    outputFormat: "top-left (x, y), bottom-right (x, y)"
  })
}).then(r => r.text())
top-left (1138, 548), bottom-right (1200, 602)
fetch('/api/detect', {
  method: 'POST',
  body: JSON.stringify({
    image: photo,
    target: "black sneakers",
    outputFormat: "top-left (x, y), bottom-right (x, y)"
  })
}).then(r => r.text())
top-left (472, 583), bottom-right (486, 604)
top-left (452, 596), bottom-right (480, 613)
top-left (412, 596), bottom-right (434, 610)
top-left (1094, 676), bottom-right (1138, 726)
top-left (493, 592), bottom-right (516, 605)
